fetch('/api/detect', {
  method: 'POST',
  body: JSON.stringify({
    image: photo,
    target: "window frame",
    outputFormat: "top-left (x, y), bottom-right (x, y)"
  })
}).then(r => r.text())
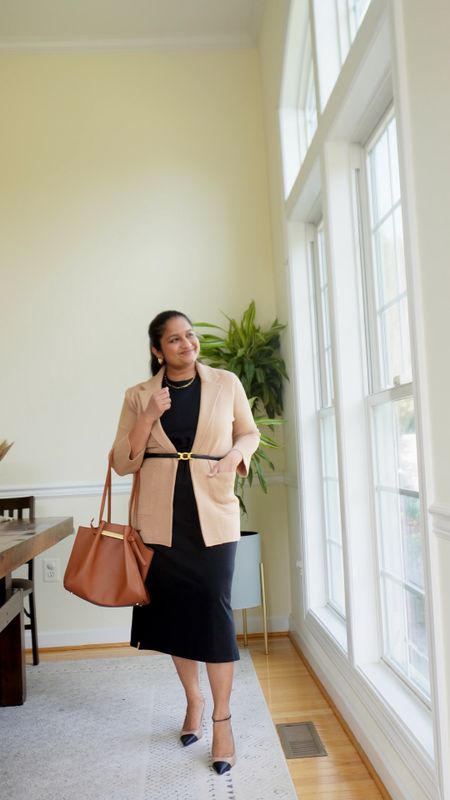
top-left (296, 20), bottom-right (318, 161)
top-left (357, 108), bottom-right (430, 702)
top-left (282, 0), bottom-right (439, 779)
top-left (309, 221), bottom-right (346, 620)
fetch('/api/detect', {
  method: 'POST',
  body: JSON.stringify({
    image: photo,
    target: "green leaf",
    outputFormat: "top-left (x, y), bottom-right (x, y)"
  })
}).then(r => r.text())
top-left (194, 301), bottom-right (288, 512)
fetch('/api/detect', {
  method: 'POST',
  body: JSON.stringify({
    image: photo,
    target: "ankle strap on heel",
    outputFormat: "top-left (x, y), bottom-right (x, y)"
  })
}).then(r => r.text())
top-left (212, 714), bottom-right (231, 723)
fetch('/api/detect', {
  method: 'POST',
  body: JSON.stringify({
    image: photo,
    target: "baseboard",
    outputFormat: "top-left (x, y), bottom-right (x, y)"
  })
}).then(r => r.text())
top-left (25, 616), bottom-right (289, 650)
top-left (25, 631), bottom-right (289, 655)
top-left (26, 641), bottom-right (131, 654)
top-left (236, 631), bottom-right (289, 640)
top-left (25, 626), bottom-right (132, 649)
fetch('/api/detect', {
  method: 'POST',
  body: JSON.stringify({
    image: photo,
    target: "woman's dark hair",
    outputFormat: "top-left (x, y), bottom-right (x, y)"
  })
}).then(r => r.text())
top-left (148, 310), bottom-right (193, 375)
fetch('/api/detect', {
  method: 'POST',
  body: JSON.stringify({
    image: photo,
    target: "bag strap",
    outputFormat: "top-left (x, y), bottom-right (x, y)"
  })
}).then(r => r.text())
top-left (98, 453), bottom-right (140, 526)
top-left (98, 460), bottom-right (111, 523)
top-left (128, 468), bottom-right (140, 527)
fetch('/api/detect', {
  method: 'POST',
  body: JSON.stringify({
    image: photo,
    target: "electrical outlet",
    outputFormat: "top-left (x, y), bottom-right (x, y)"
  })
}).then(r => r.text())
top-left (43, 558), bottom-right (60, 582)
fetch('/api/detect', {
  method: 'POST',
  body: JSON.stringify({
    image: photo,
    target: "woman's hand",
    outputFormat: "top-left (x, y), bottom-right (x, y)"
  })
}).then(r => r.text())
top-left (208, 448), bottom-right (243, 477)
top-left (129, 388), bottom-right (171, 459)
top-left (143, 387), bottom-right (171, 422)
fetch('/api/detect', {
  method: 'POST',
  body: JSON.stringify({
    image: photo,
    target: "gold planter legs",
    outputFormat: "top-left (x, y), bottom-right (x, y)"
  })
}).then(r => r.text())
top-left (240, 562), bottom-right (269, 655)
top-left (260, 562), bottom-right (269, 656)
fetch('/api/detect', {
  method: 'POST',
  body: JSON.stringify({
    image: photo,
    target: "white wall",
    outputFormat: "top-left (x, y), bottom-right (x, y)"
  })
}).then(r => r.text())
top-left (0, 46), bottom-right (290, 644)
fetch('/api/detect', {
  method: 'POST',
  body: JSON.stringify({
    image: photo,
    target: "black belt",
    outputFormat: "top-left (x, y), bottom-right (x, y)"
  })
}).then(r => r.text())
top-left (144, 452), bottom-right (223, 461)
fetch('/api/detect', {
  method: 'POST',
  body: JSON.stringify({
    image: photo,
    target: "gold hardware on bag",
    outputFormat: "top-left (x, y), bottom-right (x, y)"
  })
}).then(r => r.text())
top-left (101, 530), bottom-right (124, 540)
top-left (177, 452), bottom-right (192, 460)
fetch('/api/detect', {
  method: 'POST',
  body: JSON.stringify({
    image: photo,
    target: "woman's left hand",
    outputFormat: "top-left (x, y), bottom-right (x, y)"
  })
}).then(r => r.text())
top-left (208, 448), bottom-right (243, 477)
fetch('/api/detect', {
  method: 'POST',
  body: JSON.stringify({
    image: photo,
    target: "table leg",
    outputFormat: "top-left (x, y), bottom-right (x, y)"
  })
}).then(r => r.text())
top-left (0, 577), bottom-right (26, 706)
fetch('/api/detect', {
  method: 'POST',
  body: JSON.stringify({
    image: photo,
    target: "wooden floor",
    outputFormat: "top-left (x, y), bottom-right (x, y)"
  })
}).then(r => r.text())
top-left (35, 636), bottom-right (388, 800)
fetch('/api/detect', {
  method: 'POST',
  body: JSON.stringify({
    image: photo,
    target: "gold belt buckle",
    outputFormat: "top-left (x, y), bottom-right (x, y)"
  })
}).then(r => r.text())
top-left (177, 451), bottom-right (192, 460)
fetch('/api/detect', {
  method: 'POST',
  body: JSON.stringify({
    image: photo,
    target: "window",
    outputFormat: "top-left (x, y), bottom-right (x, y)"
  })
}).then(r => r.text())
top-left (360, 112), bottom-right (429, 697)
top-left (367, 116), bottom-right (411, 389)
top-left (371, 395), bottom-right (427, 694)
top-left (280, 6), bottom-right (318, 194)
top-left (302, 39), bottom-right (318, 155)
top-left (311, 0), bottom-right (371, 110)
top-left (336, 0), bottom-right (371, 66)
top-left (311, 223), bottom-right (346, 618)
top-left (283, 0), bottom-right (436, 783)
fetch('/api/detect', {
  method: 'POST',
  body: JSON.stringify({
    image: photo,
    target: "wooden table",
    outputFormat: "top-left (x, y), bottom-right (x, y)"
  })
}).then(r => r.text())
top-left (0, 516), bottom-right (73, 706)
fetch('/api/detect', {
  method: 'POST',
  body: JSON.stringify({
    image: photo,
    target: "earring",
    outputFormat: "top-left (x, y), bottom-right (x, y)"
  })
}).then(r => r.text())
top-left (157, 357), bottom-right (164, 365)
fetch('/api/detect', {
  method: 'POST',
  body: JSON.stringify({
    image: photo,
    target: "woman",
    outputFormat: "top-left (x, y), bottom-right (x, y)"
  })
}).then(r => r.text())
top-left (111, 310), bottom-right (260, 774)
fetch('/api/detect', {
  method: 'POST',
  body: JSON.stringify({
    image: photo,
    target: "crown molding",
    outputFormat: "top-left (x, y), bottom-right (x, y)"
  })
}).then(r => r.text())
top-left (0, 32), bottom-right (255, 54)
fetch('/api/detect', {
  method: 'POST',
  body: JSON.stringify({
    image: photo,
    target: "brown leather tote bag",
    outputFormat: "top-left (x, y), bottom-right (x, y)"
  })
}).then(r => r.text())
top-left (64, 456), bottom-right (153, 607)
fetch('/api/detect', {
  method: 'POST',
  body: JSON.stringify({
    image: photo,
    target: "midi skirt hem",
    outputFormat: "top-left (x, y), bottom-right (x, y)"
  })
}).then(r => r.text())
top-left (130, 638), bottom-right (240, 664)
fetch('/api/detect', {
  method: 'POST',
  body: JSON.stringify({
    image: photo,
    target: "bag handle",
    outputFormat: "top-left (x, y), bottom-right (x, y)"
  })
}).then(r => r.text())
top-left (98, 453), bottom-right (140, 527)
top-left (128, 467), bottom-right (140, 527)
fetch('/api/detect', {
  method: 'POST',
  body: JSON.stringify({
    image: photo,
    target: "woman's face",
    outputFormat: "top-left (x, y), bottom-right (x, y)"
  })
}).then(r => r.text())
top-left (153, 316), bottom-right (200, 372)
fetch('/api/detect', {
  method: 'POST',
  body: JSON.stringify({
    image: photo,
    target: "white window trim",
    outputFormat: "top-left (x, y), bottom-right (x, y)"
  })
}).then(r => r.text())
top-left (307, 606), bottom-right (347, 653)
top-left (283, 0), bottom-right (447, 794)
top-left (358, 660), bottom-right (434, 759)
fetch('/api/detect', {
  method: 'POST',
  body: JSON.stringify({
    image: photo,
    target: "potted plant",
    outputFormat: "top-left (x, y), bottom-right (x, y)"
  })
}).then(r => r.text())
top-left (196, 301), bottom-right (287, 513)
top-left (196, 302), bottom-right (288, 648)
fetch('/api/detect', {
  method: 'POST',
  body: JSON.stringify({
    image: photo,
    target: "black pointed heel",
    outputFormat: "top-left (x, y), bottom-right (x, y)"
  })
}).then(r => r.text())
top-left (180, 732), bottom-right (200, 747)
top-left (180, 700), bottom-right (205, 747)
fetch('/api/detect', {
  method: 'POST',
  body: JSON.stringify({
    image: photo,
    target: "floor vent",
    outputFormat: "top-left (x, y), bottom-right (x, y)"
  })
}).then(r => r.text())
top-left (276, 722), bottom-right (328, 759)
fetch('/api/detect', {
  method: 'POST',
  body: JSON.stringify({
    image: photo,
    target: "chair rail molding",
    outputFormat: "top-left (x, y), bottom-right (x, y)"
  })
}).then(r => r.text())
top-left (0, 480), bottom-right (133, 499)
top-left (0, 473), bottom-right (289, 500)
top-left (429, 503), bottom-right (450, 542)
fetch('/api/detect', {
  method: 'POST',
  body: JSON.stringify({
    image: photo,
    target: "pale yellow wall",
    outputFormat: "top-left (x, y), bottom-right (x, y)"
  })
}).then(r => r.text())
top-left (257, 1), bottom-right (297, 625)
top-left (0, 46), bottom-right (291, 643)
top-left (0, 48), bottom-right (276, 484)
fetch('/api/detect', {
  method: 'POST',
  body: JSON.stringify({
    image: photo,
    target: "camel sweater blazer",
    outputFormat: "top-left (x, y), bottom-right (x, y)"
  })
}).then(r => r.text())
top-left (111, 362), bottom-right (260, 547)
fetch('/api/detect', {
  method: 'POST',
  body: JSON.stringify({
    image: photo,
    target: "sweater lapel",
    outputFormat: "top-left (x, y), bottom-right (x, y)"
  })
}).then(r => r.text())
top-left (137, 370), bottom-right (176, 452)
top-left (192, 362), bottom-right (222, 453)
top-left (137, 363), bottom-right (222, 454)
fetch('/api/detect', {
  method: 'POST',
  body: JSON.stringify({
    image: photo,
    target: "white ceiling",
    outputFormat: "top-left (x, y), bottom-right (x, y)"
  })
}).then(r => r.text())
top-left (0, 0), bottom-right (266, 50)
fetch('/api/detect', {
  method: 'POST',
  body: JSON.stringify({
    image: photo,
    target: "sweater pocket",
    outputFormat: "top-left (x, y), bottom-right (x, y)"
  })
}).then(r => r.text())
top-left (206, 471), bottom-right (236, 505)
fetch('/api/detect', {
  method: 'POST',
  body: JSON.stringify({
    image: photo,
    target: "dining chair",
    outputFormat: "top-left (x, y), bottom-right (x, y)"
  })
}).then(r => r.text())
top-left (0, 496), bottom-right (39, 665)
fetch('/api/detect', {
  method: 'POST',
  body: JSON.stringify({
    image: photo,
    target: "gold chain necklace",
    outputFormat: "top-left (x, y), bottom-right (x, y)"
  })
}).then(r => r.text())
top-left (164, 373), bottom-right (197, 390)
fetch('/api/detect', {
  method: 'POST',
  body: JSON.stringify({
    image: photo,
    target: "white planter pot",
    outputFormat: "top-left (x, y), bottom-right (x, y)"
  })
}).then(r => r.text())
top-left (231, 531), bottom-right (262, 610)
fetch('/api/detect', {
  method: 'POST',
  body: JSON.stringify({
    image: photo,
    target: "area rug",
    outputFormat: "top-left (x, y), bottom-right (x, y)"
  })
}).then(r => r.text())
top-left (0, 650), bottom-right (297, 800)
